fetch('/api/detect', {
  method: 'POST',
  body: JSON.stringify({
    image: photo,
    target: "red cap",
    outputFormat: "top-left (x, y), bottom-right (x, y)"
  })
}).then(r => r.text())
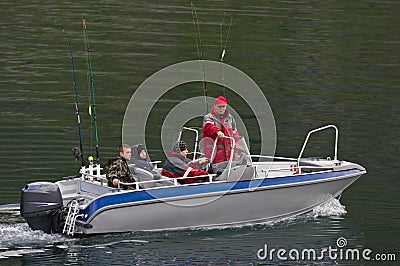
top-left (214, 96), bottom-right (228, 106)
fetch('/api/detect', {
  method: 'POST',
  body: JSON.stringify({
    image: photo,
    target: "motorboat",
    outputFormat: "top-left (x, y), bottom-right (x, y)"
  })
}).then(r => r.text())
top-left (20, 125), bottom-right (366, 236)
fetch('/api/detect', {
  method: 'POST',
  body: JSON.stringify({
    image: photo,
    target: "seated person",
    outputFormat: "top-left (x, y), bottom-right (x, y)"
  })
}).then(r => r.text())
top-left (103, 144), bottom-right (136, 189)
top-left (131, 144), bottom-right (162, 180)
top-left (162, 141), bottom-right (209, 184)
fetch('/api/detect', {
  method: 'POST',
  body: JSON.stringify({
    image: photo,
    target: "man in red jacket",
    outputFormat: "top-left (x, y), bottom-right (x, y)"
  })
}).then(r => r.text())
top-left (162, 141), bottom-right (209, 184)
top-left (202, 96), bottom-right (240, 163)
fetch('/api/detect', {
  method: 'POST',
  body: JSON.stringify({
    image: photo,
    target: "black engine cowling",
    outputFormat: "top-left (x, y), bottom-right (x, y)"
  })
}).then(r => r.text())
top-left (20, 182), bottom-right (63, 233)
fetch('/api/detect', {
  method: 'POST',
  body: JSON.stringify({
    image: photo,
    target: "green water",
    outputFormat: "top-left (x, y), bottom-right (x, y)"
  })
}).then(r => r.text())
top-left (0, 0), bottom-right (399, 264)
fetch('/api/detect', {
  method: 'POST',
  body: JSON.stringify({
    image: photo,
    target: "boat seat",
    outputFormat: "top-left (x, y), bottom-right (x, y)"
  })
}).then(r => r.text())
top-left (131, 167), bottom-right (175, 188)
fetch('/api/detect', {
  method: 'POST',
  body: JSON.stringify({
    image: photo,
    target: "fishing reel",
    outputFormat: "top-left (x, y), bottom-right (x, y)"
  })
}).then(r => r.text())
top-left (72, 147), bottom-right (82, 161)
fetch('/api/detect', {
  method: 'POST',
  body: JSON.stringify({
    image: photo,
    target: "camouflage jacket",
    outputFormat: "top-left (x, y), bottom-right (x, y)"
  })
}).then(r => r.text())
top-left (104, 157), bottom-right (134, 188)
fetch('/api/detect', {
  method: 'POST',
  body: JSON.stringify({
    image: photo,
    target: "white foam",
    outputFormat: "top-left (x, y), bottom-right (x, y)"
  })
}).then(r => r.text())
top-left (0, 203), bottom-right (20, 212)
top-left (0, 248), bottom-right (45, 259)
top-left (57, 239), bottom-right (149, 250)
top-left (0, 223), bottom-right (69, 248)
top-left (312, 197), bottom-right (347, 217)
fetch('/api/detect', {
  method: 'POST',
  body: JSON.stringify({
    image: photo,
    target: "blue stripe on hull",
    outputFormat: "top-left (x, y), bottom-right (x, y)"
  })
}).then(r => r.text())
top-left (78, 169), bottom-right (362, 223)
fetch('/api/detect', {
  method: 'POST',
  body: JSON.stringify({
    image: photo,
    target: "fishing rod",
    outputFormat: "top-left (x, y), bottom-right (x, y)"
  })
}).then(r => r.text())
top-left (83, 18), bottom-right (100, 164)
top-left (190, 2), bottom-right (208, 113)
top-left (219, 13), bottom-right (233, 97)
top-left (64, 31), bottom-right (85, 166)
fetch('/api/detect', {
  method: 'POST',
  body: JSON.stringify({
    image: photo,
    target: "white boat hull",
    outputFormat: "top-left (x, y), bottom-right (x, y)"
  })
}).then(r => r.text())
top-left (76, 169), bottom-right (362, 235)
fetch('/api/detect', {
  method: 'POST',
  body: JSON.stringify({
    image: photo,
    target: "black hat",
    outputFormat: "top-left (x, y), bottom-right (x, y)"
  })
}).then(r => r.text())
top-left (136, 144), bottom-right (146, 154)
top-left (173, 141), bottom-right (187, 153)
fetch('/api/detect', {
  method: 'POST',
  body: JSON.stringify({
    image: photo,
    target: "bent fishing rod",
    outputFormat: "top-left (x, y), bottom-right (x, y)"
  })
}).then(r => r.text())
top-left (64, 31), bottom-right (85, 166)
top-left (191, 2), bottom-right (208, 114)
top-left (219, 13), bottom-right (232, 97)
top-left (83, 18), bottom-right (100, 164)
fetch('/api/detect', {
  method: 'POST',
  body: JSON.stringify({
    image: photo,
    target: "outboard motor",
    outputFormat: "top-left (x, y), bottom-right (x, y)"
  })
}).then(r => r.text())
top-left (20, 182), bottom-right (63, 233)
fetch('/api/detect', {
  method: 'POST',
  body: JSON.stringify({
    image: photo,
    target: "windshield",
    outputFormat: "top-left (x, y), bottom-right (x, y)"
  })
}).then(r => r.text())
top-left (235, 137), bottom-right (252, 165)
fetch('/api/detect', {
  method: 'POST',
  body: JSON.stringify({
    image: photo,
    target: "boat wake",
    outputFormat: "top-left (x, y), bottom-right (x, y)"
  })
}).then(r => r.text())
top-left (0, 203), bottom-right (70, 259)
top-left (311, 197), bottom-right (347, 218)
top-left (0, 203), bottom-right (150, 260)
top-left (0, 222), bottom-right (70, 259)
top-left (0, 203), bottom-right (20, 212)
top-left (267, 197), bottom-right (347, 227)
